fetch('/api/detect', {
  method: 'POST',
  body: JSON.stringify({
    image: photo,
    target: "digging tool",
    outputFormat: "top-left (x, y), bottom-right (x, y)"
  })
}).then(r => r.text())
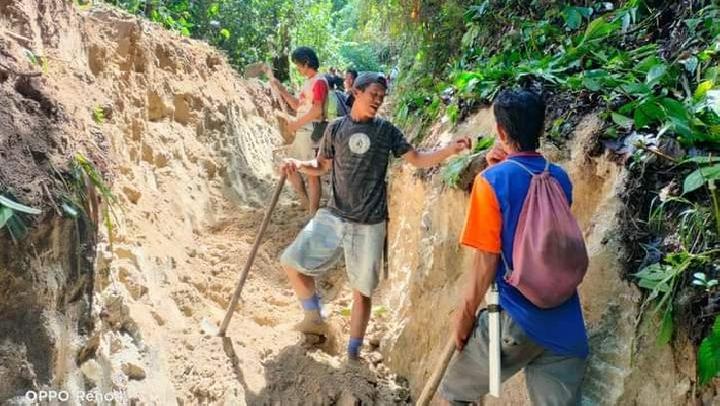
top-left (416, 337), bottom-right (456, 406)
top-left (244, 62), bottom-right (294, 144)
top-left (416, 284), bottom-right (501, 405)
top-left (214, 173), bottom-right (287, 337)
top-left (244, 62), bottom-right (290, 114)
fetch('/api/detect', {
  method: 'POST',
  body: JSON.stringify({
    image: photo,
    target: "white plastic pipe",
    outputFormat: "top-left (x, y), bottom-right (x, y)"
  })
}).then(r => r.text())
top-left (487, 284), bottom-right (501, 397)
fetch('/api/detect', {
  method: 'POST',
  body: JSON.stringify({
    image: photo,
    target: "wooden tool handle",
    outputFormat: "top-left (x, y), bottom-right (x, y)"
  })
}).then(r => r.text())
top-left (416, 338), bottom-right (456, 406)
top-left (218, 174), bottom-right (286, 336)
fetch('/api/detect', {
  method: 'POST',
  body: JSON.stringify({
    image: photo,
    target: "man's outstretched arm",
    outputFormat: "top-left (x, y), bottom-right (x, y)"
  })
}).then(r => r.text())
top-left (271, 78), bottom-right (300, 110)
top-left (401, 138), bottom-right (470, 168)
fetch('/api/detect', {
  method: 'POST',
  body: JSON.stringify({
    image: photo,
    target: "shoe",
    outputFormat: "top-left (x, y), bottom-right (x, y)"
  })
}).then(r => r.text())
top-left (292, 309), bottom-right (328, 336)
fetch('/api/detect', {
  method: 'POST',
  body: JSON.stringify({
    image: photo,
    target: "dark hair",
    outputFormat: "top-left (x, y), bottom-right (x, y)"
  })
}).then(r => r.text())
top-left (291, 47), bottom-right (320, 70)
top-left (323, 73), bottom-right (343, 90)
top-left (346, 68), bottom-right (358, 81)
top-left (492, 89), bottom-right (545, 151)
top-left (353, 72), bottom-right (387, 91)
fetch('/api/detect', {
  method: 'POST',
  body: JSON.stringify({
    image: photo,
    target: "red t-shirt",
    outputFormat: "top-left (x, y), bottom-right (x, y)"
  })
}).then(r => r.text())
top-left (299, 78), bottom-right (329, 105)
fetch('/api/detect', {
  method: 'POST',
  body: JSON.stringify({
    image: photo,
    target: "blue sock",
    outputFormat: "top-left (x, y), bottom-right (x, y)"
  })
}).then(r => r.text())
top-left (301, 293), bottom-right (321, 311)
top-left (348, 337), bottom-right (363, 358)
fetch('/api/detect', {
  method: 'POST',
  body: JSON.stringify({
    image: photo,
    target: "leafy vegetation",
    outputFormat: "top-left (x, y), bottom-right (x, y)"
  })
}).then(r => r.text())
top-left (368, 0), bottom-right (720, 385)
top-left (68, 154), bottom-right (121, 247)
top-left (389, 1), bottom-right (720, 147)
top-left (97, 0), bottom-right (393, 82)
top-left (698, 315), bottom-right (720, 384)
top-left (0, 195), bottom-right (41, 242)
top-left (92, 106), bottom-right (105, 124)
top-left (440, 136), bottom-right (494, 188)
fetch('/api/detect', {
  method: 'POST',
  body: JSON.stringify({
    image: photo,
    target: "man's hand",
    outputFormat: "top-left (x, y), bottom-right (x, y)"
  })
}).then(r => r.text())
top-left (287, 120), bottom-right (301, 135)
top-left (280, 158), bottom-right (301, 176)
top-left (486, 145), bottom-right (508, 166)
top-left (452, 305), bottom-right (476, 351)
top-left (446, 137), bottom-right (471, 155)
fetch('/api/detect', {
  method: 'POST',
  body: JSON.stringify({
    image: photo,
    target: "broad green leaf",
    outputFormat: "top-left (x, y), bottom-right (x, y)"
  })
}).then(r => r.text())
top-left (657, 308), bottom-right (674, 345)
top-left (636, 56), bottom-right (662, 73)
top-left (563, 7), bottom-right (582, 30)
top-left (646, 63), bottom-right (668, 86)
top-left (0, 195), bottom-right (41, 215)
top-left (583, 17), bottom-right (618, 42)
top-left (473, 136), bottom-right (494, 153)
top-left (684, 169), bottom-right (706, 194)
top-left (612, 113), bottom-right (633, 129)
top-left (634, 107), bottom-right (651, 129)
top-left (583, 78), bottom-right (601, 91)
top-left (661, 98), bottom-right (689, 121)
top-left (219, 28), bottom-right (230, 40)
top-left (695, 81), bottom-right (715, 100)
top-left (634, 100), bottom-right (665, 128)
top-left (0, 207), bottom-right (13, 229)
top-left (698, 316), bottom-right (720, 385)
top-left (682, 156), bottom-right (720, 165)
top-left (684, 164), bottom-right (720, 194)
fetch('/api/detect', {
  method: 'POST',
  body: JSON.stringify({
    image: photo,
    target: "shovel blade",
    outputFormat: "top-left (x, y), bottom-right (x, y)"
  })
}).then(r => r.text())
top-left (244, 62), bottom-right (269, 78)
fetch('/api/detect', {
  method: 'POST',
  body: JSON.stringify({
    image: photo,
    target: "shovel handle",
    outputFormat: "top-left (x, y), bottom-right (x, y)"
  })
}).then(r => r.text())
top-left (416, 338), bottom-right (456, 406)
top-left (218, 174), bottom-right (286, 336)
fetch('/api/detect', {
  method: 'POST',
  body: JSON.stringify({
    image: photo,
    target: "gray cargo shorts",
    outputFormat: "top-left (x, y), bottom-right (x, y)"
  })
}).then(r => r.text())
top-left (280, 209), bottom-right (385, 297)
top-left (440, 310), bottom-right (587, 405)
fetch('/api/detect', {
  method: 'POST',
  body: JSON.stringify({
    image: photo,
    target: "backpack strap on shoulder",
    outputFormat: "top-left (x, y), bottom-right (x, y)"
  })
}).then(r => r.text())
top-left (504, 158), bottom-right (551, 175)
top-left (504, 159), bottom-right (535, 175)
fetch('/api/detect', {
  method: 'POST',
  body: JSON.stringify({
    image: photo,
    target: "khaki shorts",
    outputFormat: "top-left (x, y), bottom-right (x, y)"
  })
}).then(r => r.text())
top-left (280, 209), bottom-right (386, 297)
top-left (440, 310), bottom-right (587, 405)
top-left (272, 125), bottom-right (317, 169)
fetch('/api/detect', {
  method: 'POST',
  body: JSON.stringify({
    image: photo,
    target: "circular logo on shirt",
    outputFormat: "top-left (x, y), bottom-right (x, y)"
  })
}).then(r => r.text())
top-left (348, 132), bottom-right (371, 155)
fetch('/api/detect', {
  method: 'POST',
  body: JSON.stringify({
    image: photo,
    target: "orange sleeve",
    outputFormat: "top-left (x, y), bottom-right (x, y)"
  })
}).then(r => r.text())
top-left (460, 175), bottom-right (502, 253)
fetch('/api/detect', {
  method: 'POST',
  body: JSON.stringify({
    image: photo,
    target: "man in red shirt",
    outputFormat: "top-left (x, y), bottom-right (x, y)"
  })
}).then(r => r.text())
top-left (271, 47), bottom-right (328, 215)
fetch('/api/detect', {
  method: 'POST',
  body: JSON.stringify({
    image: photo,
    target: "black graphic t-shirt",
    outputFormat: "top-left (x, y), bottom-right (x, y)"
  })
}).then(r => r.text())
top-left (320, 116), bottom-right (413, 224)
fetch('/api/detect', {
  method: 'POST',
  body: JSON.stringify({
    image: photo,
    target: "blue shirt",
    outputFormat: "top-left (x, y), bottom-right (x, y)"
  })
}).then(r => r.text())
top-left (461, 152), bottom-right (588, 358)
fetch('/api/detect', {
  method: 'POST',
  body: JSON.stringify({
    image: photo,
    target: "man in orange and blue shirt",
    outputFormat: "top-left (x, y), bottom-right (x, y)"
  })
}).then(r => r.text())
top-left (440, 90), bottom-right (588, 405)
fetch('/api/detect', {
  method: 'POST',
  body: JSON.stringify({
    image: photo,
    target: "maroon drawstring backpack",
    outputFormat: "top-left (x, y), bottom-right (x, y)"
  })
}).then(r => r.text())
top-left (501, 159), bottom-right (589, 308)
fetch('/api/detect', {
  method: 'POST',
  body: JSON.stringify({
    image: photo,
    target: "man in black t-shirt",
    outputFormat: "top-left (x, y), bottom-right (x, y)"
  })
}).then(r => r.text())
top-left (343, 68), bottom-right (358, 108)
top-left (279, 73), bottom-right (469, 360)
